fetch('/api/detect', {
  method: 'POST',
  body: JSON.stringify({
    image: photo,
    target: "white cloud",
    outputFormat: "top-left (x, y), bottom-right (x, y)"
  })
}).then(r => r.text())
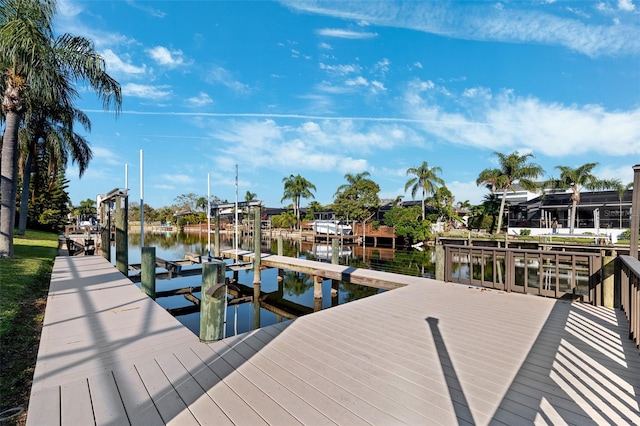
top-left (92, 146), bottom-right (121, 166)
top-left (147, 46), bottom-right (188, 67)
top-left (345, 76), bottom-right (369, 87)
top-left (373, 58), bottom-right (390, 76)
top-left (316, 28), bottom-right (378, 39)
top-left (206, 66), bottom-right (250, 94)
top-left (204, 118), bottom-right (419, 175)
top-left (122, 83), bottom-right (172, 100)
top-left (162, 174), bottom-right (194, 185)
top-left (57, 0), bottom-right (83, 17)
top-left (618, 0), bottom-right (636, 11)
top-left (187, 92), bottom-right (213, 107)
top-left (100, 49), bottom-right (147, 75)
top-left (285, 1), bottom-right (640, 57)
top-left (597, 163), bottom-right (635, 185)
top-left (403, 81), bottom-right (640, 157)
top-left (319, 63), bottom-right (360, 75)
top-left (446, 180), bottom-right (486, 205)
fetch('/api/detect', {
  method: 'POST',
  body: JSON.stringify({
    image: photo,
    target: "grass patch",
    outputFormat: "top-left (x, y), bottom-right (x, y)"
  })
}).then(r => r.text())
top-left (0, 230), bottom-right (58, 424)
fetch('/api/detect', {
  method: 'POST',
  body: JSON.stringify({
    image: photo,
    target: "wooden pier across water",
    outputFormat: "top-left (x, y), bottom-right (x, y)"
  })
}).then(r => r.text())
top-left (26, 254), bottom-right (640, 425)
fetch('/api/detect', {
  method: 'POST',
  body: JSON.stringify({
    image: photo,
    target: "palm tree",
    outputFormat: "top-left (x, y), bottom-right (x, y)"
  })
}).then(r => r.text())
top-left (613, 181), bottom-right (633, 229)
top-left (0, 0), bottom-right (121, 257)
top-left (481, 193), bottom-right (502, 234)
top-left (17, 99), bottom-right (93, 235)
top-left (333, 171), bottom-right (380, 223)
top-left (335, 171), bottom-right (371, 195)
top-left (544, 163), bottom-right (619, 234)
top-left (476, 151), bottom-right (544, 234)
top-left (244, 191), bottom-right (257, 202)
top-left (281, 174), bottom-right (316, 230)
top-left (404, 162), bottom-right (444, 220)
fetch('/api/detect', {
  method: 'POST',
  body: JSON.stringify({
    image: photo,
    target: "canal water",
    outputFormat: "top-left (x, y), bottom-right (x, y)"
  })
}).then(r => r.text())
top-left (119, 232), bottom-right (436, 338)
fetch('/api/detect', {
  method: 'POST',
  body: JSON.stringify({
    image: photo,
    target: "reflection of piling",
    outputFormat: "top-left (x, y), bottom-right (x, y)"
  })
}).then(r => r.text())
top-left (253, 207), bottom-right (261, 285)
top-left (331, 280), bottom-right (339, 307)
top-left (200, 260), bottom-right (226, 343)
top-left (141, 247), bottom-right (156, 299)
top-left (331, 239), bottom-right (339, 264)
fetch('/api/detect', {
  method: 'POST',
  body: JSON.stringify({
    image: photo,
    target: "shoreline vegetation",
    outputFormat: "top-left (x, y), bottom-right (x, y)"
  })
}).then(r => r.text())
top-left (0, 230), bottom-right (58, 425)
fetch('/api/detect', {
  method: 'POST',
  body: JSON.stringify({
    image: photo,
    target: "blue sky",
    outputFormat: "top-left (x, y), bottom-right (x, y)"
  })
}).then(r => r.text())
top-left (56, 0), bottom-right (639, 210)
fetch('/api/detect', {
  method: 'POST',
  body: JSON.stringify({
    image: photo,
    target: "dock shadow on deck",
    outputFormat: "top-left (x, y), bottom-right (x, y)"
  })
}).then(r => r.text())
top-left (26, 255), bottom-right (640, 425)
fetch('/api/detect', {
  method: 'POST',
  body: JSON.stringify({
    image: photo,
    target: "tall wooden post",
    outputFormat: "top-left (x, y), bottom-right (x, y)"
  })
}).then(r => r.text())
top-left (602, 250), bottom-right (615, 308)
top-left (277, 234), bottom-right (284, 256)
top-left (200, 260), bottom-right (226, 342)
top-left (100, 201), bottom-right (110, 262)
top-left (331, 238), bottom-right (339, 265)
top-left (115, 194), bottom-right (128, 275)
top-left (141, 246), bottom-right (156, 299)
top-left (631, 164), bottom-right (640, 259)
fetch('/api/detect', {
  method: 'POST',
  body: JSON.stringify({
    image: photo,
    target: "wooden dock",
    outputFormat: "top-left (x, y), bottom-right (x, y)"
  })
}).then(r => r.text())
top-left (27, 255), bottom-right (640, 425)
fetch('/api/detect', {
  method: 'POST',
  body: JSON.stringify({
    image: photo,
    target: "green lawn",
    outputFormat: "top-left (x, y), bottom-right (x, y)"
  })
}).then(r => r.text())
top-left (0, 230), bottom-right (58, 422)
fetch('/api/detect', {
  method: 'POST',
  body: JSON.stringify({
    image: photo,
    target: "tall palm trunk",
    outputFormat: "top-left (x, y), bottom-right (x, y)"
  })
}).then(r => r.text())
top-left (17, 152), bottom-right (33, 235)
top-left (570, 200), bottom-right (578, 234)
top-left (0, 111), bottom-right (21, 257)
top-left (496, 187), bottom-right (508, 234)
top-left (570, 189), bottom-right (580, 234)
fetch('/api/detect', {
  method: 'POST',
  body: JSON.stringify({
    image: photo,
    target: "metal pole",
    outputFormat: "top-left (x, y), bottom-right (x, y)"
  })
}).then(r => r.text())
top-left (235, 165), bottom-right (239, 262)
top-left (207, 173), bottom-right (211, 259)
top-left (140, 150), bottom-right (144, 248)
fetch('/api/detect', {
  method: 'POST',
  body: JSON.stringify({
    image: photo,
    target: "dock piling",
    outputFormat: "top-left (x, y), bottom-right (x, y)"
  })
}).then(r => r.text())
top-left (141, 247), bottom-right (156, 299)
top-left (200, 260), bottom-right (227, 342)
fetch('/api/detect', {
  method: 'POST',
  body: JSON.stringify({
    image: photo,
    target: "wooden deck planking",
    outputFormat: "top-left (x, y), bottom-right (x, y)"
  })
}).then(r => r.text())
top-left (190, 341), bottom-right (305, 426)
top-left (27, 254), bottom-right (640, 425)
top-left (225, 333), bottom-right (370, 425)
top-left (242, 328), bottom-right (410, 426)
top-left (170, 346), bottom-right (268, 426)
top-left (153, 352), bottom-right (233, 426)
top-left (208, 340), bottom-right (335, 426)
top-left (254, 321), bottom-right (451, 425)
top-left (31, 256), bottom-right (199, 393)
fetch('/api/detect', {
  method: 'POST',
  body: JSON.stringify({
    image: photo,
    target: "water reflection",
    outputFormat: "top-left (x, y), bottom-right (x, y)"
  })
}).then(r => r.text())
top-left (120, 232), bottom-right (436, 337)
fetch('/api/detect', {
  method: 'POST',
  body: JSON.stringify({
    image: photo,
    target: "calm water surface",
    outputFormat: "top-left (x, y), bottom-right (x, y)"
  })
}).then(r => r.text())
top-left (115, 232), bottom-right (436, 337)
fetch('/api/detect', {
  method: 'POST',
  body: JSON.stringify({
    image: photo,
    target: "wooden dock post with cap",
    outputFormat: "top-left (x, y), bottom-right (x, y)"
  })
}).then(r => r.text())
top-left (199, 260), bottom-right (226, 342)
top-left (141, 246), bottom-right (156, 299)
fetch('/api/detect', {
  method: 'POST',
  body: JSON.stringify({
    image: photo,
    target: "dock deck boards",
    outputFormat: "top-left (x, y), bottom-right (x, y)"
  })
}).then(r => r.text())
top-left (27, 255), bottom-right (640, 425)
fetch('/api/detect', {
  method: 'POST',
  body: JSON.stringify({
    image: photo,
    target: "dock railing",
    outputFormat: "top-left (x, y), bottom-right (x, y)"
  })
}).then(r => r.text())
top-left (444, 244), bottom-right (602, 303)
top-left (619, 255), bottom-right (640, 350)
top-left (445, 244), bottom-right (640, 352)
